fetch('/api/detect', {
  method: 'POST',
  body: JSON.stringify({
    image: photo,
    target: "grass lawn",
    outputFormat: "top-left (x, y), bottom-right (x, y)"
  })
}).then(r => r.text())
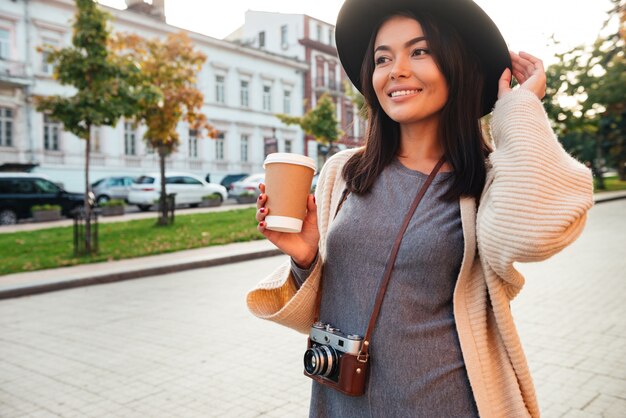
top-left (595, 175), bottom-right (626, 193)
top-left (0, 208), bottom-right (262, 275)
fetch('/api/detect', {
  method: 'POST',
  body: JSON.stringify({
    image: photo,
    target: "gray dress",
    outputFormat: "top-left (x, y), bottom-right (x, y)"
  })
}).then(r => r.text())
top-left (292, 158), bottom-right (478, 418)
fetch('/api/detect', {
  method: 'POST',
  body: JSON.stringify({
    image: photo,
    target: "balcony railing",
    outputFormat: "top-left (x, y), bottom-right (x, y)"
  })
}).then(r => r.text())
top-left (0, 59), bottom-right (32, 86)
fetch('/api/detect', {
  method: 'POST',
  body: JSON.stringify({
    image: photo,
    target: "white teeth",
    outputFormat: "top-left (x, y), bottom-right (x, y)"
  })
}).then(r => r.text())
top-left (390, 89), bottom-right (421, 97)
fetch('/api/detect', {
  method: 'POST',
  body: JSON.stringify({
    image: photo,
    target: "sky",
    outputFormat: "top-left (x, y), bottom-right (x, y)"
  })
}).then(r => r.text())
top-left (97, 0), bottom-right (616, 66)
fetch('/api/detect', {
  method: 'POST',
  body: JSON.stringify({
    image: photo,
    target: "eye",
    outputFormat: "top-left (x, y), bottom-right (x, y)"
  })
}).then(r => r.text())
top-left (375, 56), bottom-right (390, 65)
top-left (411, 48), bottom-right (430, 57)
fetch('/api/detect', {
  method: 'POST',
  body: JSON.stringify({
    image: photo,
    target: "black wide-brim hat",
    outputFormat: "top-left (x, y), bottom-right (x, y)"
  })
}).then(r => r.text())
top-left (335, 0), bottom-right (511, 116)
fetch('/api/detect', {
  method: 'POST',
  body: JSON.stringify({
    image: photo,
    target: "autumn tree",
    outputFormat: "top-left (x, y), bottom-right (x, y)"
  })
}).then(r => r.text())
top-left (36, 0), bottom-right (150, 254)
top-left (342, 79), bottom-right (367, 120)
top-left (112, 32), bottom-right (215, 225)
top-left (545, 0), bottom-right (625, 184)
top-left (277, 94), bottom-right (343, 161)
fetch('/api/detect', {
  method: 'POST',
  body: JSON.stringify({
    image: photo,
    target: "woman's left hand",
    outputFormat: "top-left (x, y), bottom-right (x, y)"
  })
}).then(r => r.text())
top-left (498, 51), bottom-right (546, 100)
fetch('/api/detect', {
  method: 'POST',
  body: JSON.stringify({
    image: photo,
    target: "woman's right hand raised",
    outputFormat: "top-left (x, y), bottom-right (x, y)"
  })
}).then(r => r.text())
top-left (256, 183), bottom-right (320, 269)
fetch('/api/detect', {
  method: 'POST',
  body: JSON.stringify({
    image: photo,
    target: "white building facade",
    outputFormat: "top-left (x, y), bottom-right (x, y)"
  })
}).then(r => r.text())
top-left (227, 11), bottom-right (365, 168)
top-left (0, 0), bottom-right (307, 192)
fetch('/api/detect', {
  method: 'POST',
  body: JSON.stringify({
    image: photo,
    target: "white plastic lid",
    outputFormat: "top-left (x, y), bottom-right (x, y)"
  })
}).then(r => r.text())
top-left (263, 153), bottom-right (316, 171)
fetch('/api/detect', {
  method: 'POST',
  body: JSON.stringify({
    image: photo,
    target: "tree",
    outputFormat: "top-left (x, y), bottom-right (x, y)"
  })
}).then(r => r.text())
top-left (277, 94), bottom-right (343, 161)
top-left (36, 0), bottom-right (149, 254)
top-left (342, 79), bottom-right (368, 120)
top-left (544, 0), bottom-right (626, 184)
top-left (111, 32), bottom-right (215, 225)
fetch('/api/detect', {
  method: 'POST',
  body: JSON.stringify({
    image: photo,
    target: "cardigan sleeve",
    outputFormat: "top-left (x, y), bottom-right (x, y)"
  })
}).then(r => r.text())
top-left (244, 150), bottom-right (351, 334)
top-left (477, 89), bottom-right (594, 292)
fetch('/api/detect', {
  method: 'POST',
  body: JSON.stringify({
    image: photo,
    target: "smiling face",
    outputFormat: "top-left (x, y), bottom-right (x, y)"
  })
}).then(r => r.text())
top-left (372, 16), bottom-right (449, 128)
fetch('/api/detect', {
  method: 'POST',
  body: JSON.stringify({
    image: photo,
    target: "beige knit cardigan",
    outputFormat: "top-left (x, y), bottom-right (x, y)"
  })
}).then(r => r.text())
top-left (246, 89), bottom-right (594, 417)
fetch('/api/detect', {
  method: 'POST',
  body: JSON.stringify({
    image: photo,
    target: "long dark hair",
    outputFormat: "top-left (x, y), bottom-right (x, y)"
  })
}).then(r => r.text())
top-left (342, 11), bottom-right (491, 201)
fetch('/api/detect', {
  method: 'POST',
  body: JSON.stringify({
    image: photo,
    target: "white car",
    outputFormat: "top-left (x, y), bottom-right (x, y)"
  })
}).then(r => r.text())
top-left (229, 173), bottom-right (265, 198)
top-left (128, 172), bottom-right (228, 211)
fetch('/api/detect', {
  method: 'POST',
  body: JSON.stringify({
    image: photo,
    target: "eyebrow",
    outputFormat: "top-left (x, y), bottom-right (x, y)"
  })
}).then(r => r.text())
top-left (374, 36), bottom-right (427, 53)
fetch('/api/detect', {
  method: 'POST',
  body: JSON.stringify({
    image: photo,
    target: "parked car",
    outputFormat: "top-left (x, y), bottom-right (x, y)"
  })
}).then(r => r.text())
top-left (220, 173), bottom-right (249, 191)
top-left (0, 173), bottom-right (84, 225)
top-left (229, 173), bottom-right (265, 198)
top-left (91, 176), bottom-right (136, 205)
top-left (311, 173), bottom-right (320, 193)
top-left (127, 172), bottom-right (228, 211)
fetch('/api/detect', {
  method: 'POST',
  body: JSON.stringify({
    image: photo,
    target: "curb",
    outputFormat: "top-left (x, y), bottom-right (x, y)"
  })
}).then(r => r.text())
top-left (0, 248), bottom-right (283, 300)
top-left (594, 194), bottom-right (626, 204)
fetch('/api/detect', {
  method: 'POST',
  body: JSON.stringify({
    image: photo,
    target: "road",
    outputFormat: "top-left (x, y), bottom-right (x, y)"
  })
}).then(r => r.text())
top-left (0, 200), bottom-right (624, 417)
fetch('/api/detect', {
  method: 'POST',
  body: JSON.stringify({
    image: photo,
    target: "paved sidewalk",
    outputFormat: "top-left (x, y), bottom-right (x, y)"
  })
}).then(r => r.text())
top-left (0, 200), bottom-right (624, 417)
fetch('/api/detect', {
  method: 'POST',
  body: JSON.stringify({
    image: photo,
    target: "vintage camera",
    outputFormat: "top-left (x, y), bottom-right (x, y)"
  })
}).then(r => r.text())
top-left (303, 322), bottom-right (368, 396)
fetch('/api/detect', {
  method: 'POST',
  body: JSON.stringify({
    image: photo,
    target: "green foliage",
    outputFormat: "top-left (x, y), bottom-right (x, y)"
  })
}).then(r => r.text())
top-left (595, 175), bottom-right (626, 192)
top-left (202, 193), bottom-right (221, 201)
top-left (276, 94), bottom-right (343, 157)
top-left (31, 204), bottom-right (62, 212)
top-left (100, 199), bottom-right (125, 207)
top-left (544, 0), bottom-right (625, 180)
top-left (0, 208), bottom-right (261, 275)
top-left (35, 0), bottom-right (151, 140)
top-left (343, 80), bottom-right (367, 119)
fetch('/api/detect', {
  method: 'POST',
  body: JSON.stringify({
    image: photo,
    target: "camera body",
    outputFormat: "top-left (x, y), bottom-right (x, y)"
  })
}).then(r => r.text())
top-left (303, 322), bottom-right (368, 396)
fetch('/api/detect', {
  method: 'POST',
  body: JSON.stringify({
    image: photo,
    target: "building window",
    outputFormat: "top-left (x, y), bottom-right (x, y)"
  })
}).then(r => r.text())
top-left (0, 107), bottom-right (12, 147)
top-left (90, 126), bottom-right (100, 152)
top-left (258, 31), bottom-right (265, 48)
top-left (262, 85), bottom-right (272, 112)
top-left (215, 75), bottom-right (225, 104)
top-left (215, 132), bottom-right (225, 161)
top-left (329, 28), bottom-right (334, 46)
top-left (189, 129), bottom-right (198, 158)
top-left (240, 134), bottom-right (249, 162)
top-left (328, 64), bottom-right (336, 90)
top-left (283, 90), bottom-right (291, 114)
top-left (0, 29), bottom-right (9, 59)
top-left (43, 115), bottom-right (61, 151)
top-left (240, 80), bottom-right (249, 107)
top-left (41, 50), bottom-right (54, 75)
top-left (284, 139), bottom-right (292, 153)
top-left (316, 24), bottom-right (322, 42)
top-left (316, 60), bottom-right (325, 87)
top-left (280, 25), bottom-right (288, 48)
top-left (346, 104), bottom-right (355, 137)
top-left (124, 122), bottom-right (136, 156)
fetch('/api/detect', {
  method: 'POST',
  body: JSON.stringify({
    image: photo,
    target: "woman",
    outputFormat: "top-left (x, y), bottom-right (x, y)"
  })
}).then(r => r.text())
top-left (247, 0), bottom-right (594, 416)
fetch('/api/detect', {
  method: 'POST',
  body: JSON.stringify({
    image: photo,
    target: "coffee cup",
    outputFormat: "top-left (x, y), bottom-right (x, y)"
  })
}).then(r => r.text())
top-left (263, 153), bottom-right (316, 233)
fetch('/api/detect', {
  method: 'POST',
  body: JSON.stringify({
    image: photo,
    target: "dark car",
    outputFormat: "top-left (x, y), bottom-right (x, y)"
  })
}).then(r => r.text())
top-left (0, 173), bottom-right (84, 225)
top-left (220, 173), bottom-right (249, 192)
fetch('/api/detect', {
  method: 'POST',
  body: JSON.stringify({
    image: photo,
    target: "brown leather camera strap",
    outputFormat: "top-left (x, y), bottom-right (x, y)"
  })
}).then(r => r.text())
top-left (358, 156), bottom-right (446, 361)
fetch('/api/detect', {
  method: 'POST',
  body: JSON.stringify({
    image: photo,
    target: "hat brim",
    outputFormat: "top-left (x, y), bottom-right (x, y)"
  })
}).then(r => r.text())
top-left (335, 0), bottom-right (511, 116)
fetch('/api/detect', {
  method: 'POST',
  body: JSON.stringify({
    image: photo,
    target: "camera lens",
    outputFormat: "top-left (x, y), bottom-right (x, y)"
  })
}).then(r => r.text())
top-left (304, 345), bottom-right (338, 377)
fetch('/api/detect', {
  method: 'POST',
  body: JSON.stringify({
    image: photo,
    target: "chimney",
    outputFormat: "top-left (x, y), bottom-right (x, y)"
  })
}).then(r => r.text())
top-left (151, 0), bottom-right (166, 22)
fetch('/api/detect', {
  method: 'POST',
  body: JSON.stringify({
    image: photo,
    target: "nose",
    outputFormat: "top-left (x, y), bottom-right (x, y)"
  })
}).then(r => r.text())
top-left (390, 55), bottom-right (410, 80)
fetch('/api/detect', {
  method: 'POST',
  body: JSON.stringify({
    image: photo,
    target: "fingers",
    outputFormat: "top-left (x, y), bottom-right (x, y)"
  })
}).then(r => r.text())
top-left (497, 67), bottom-right (512, 100)
top-left (519, 51), bottom-right (544, 71)
top-left (507, 50), bottom-right (547, 100)
top-left (256, 183), bottom-right (266, 210)
top-left (255, 183), bottom-right (268, 222)
top-left (304, 194), bottom-right (318, 226)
